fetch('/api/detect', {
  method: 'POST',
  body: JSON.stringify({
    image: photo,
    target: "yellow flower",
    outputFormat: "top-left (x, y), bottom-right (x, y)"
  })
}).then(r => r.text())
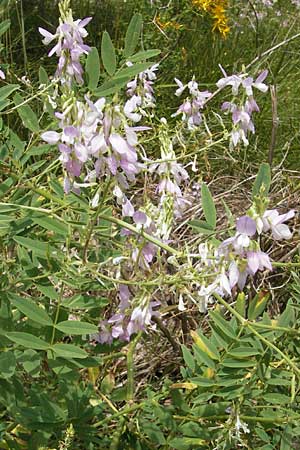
top-left (155, 14), bottom-right (183, 31)
top-left (192, 0), bottom-right (230, 38)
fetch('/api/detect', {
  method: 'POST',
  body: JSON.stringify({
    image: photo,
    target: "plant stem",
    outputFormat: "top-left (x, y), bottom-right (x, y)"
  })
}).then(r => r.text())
top-left (50, 283), bottom-right (64, 345)
top-left (127, 332), bottom-right (142, 401)
top-left (82, 179), bottom-right (111, 263)
top-left (93, 403), bottom-right (144, 428)
top-left (173, 414), bottom-right (289, 424)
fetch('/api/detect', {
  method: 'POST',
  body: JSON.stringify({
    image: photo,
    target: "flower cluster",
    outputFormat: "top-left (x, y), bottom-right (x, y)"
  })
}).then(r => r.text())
top-left (39, 1), bottom-right (91, 85)
top-left (149, 119), bottom-right (190, 236)
top-left (96, 285), bottom-right (159, 344)
top-left (217, 66), bottom-right (268, 147)
top-left (125, 63), bottom-right (159, 121)
top-left (172, 78), bottom-right (211, 129)
top-left (41, 97), bottom-right (149, 202)
top-left (191, 0), bottom-right (230, 38)
top-left (188, 206), bottom-right (294, 313)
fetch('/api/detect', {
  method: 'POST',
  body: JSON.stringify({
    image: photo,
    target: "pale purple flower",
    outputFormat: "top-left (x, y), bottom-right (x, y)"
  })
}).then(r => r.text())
top-left (247, 251), bottom-right (272, 275)
top-left (261, 209), bottom-right (295, 240)
top-left (217, 66), bottom-right (243, 95)
top-left (242, 70), bottom-right (268, 96)
top-left (39, 13), bottom-right (92, 85)
top-left (173, 77), bottom-right (211, 129)
top-left (236, 216), bottom-right (257, 236)
top-left (133, 210), bottom-right (147, 225)
top-left (41, 130), bottom-right (61, 144)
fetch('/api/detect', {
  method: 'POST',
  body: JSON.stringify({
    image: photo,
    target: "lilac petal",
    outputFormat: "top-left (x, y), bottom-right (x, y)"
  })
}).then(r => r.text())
top-left (133, 211), bottom-right (147, 225)
top-left (272, 224), bottom-right (292, 240)
top-left (259, 252), bottom-right (272, 271)
top-left (78, 17), bottom-right (93, 27)
top-left (255, 70), bottom-right (268, 84)
top-left (41, 131), bottom-right (60, 144)
top-left (247, 251), bottom-right (259, 275)
top-left (63, 127), bottom-right (78, 139)
top-left (109, 133), bottom-right (129, 155)
top-left (236, 216), bottom-right (257, 236)
top-left (74, 142), bottom-right (88, 162)
top-left (229, 261), bottom-right (239, 288)
top-left (119, 285), bottom-right (131, 302)
top-left (273, 210), bottom-right (295, 226)
top-left (38, 27), bottom-right (55, 44)
top-left (122, 198), bottom-right (134, 217)
top-left (106, 156), bottom-right (118, 175)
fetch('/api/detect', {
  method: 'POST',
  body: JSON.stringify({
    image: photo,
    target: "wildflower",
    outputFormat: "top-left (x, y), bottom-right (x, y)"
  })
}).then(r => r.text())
top-left (218, 68), bottom-right (268, 147)
top-left (260, 209), bottom-right (295, 240)
top-left (39, 8), bottom-right (92, 85)
top-left (0, 69), bottom-right (5, 80)
top-left (247, 250), bottom-right (272, 275)
top-left (235, 414), bottom-right (250, 438)
top-left (172, 77), bottom-right (211, 129)
top-left (192, 0), bottom-right (230, 38)
top-left (125, 63), bottom-right (158, 119)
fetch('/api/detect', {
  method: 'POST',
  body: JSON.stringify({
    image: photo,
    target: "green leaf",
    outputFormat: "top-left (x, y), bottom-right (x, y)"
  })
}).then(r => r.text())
top-left (191, 330), bottom-right (220, 360)
top-left (6, 332), bottom-right (49, 350)
top-left (13, 236), bottom-right (56, 258)
top-left (0, 99), bottom-right (11, 112)
top-left (129, 49), bottom-right (161, 63)
top-left (235, 292), bottom-right (246, 317)
top-left (36, 284), bottom-right (58, 300)
top-left (0, 19), bottom-right (10, 37)
top-left (0, 84), bottom-right (19, 102)
top-left (26, 144), bottom-right (51, 157)
top-left (193, 346), bottom-right (216, 369)
top-left (189, 377), bottom-right (216, 387)
top-left (101, 31), bottom-right (116, 76)
top-left (181, 344), bottom-right (195, 371)
top-left (115, 62), bottom-right (153, 80)
top-left (62, 294), bottom-right (108, 309)
top-left (0, 351), bottom-right (16, 378)
top-left (201, 183), bottom-right (216, 229)
top-left (13, 93), bottom-right (39, 132)
top-left (9, 293), bottom-right (52, 326)
top-left (55, 320), bottom-right (98, 335)
top-left (32, 216), bottom-right (68, 236)
top-left (169, 437), bottom-right (207, 449)
top-left (94, 75), bottom-right (130, 97)
top-left (124, 14), bottom-right (143, 58)
top-left (248, 291), bottom-right (270, 320)
top-left (263, 393), bottom-right (291, 404)
top-left (222, 358), bottom-right (256, 368)
top-left (38, 66), bottom-right (49, 85)
top-left (188, 219), bottom-right (214, 235)
top-left (252, 163), bottom-right (271, 198)
top-left (86, 47), bottom-right (100, 90)
top-left (228, 347), bottom-right (260, 358)
top-left (142, 422), bottom-right (166, 445)
top-left (51, 343), bottom-right (88, 359)
top-left (209, 311), bottom-right (236, 340)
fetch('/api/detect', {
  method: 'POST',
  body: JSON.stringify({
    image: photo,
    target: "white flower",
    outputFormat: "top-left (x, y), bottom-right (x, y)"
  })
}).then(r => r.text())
top-left (262, 209), bottom-right (295, 240)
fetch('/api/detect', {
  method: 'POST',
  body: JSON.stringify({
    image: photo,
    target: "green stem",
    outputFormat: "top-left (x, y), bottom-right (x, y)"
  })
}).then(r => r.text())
top-left (173, 414), bottom-right (289, 424)
top-left (127, 332), bottom-right (142, 401)
top-left (93, 403), bottom-right (144, 428)
top-left (98, 214), bottom-right (179, 256)
top-left (272, 261), bottom-right (300, 268)
top-left (82, 179), bottom-right (112, 263)
top-left (50, 283), bottom-right (64, 345)
top-left (28, 185), bottom-right (180, 256)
